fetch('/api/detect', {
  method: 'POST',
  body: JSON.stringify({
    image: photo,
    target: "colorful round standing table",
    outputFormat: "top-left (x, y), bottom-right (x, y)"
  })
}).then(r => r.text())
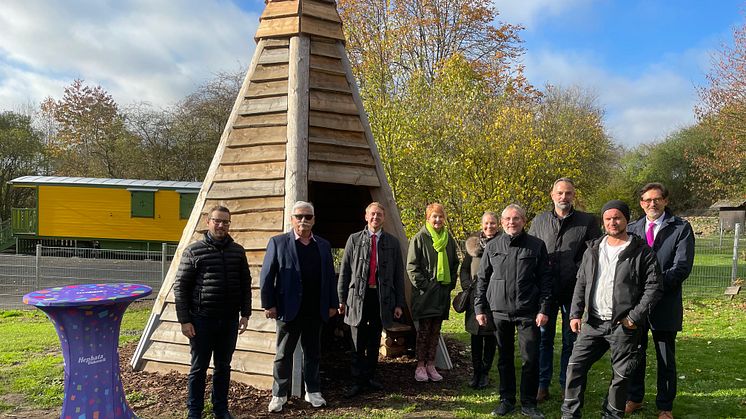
top-left (23, 283), bottom-right (152, 419)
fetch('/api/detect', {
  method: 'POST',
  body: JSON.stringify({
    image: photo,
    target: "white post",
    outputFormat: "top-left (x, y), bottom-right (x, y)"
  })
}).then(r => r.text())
top-left (161, 243), bottom-right (168, 282)
top-left (35, 244), bottom-right (41, 290)
top-left (732, 223), bottom-right (741, 285)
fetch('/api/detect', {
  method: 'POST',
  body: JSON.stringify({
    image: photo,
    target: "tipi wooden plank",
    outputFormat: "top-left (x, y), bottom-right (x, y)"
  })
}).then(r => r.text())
top-left (203, 196), bottom-right (285, 214)
top-left (309, 70), bottom-right (350, 93)
top-left (142, 341), bottom-right (277, 376)
top-left (309, 54), bottom-right (345, 75)
top-left (309, 127), bottom-right (369, 149)
top-left (309, 90), bottom-right (358, 115)
top-left (207, 179), bottom-right (285, 199)
top-left (150, 322), bottom-right (275, 355)
top-left (257, 47), bottom-right (290, 65)
top-left (220, 144), bottom-right (286, 164)
top-left (246, 79), bottom-right (289, 98)
top-left (251, 64), bottom-right (290, 82)
top-left (231, 350), bottom-right (275, 376)
top-left (234, 112), bottom-right (287, 128)
top-left (238, 96), bottom-right (288, 115)
top-left (263, 39), bottom-right (291, 48)
top-left (261, 0), bottom-right (299, 19)
top-left (310, 40), bottom-right (342, 59)
top-left (256, 16), bottom-right (300, 39)
top-left (140, 361), bottom-right (274, 389)
top-left (309, 142), bottom-right (375, 166)
top-left (247, 250), bottom-right (268, 265)
top-left (309, 162), bottom-right (381, 186)
top-left (230, 229), bottom-right (284, 249)
top-left (301, 15), bottom-right (345, 40)
top-left (302, 0), bottom-right (341, 23)
top-left (160, 304), bottom-right (276, 332)
top-left (309, 110), bottom-right (364, 132)
top-left (215, 162), bottom-right (286, 181)
top-left (228, 125), bottom-right (287, 147)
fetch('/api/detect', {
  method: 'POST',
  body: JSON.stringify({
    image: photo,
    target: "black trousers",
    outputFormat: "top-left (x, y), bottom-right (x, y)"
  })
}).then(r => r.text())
top-left (562, 318), bottom-right (641, 418)
top-left (272, 314), bottom-right (323, 397)
top-left (350, 287), bottom-right (383, 384)
top-left (187, 315), bottom-right (239, 417)
top-left (627, 327), bottom-right (677, 411)
top-left (494, 315), bottom-right (540, 407)
top-left (471, 333), bottom-right (497, 375)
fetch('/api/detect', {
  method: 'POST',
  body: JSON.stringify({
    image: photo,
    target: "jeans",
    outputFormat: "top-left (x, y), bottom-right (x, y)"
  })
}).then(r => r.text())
top-left (187, 315), bottom-right (239, 417)
top-left (539, 301), bottom-right (577, 389)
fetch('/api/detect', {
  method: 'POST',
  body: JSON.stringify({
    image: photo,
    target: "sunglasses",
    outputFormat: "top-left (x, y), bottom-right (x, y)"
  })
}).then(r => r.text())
top-left (292, 214), bottom-right (314, 221)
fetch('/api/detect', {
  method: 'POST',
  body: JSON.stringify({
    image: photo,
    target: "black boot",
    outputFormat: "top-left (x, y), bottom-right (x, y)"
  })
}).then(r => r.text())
top-left (478, 370), bottom-right (490, 389)
top-left (470, 363), bottom-right (481, 389)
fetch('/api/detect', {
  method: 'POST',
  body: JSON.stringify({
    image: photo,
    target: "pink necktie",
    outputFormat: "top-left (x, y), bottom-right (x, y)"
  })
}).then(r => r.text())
top-left (368, 234), bottom-right (377, 286)
top-left (646, 222), bottom-right (655, 247)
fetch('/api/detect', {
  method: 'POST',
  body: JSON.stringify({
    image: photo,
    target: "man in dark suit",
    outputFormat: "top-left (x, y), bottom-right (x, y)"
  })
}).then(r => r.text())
top-left (626, 183), bottom-right (695, 419)
top-left (338, 202), bottom-right (406, 398)
top-left (260, 201), bottom-right (339, 413)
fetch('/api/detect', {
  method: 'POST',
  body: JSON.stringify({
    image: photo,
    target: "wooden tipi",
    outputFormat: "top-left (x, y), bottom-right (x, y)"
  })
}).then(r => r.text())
top-left (130, 0), bottom-right (446, 392)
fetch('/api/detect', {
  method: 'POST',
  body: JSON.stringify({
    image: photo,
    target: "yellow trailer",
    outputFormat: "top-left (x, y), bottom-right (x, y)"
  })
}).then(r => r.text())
top-left (8, 176), bottom-right (201, 251)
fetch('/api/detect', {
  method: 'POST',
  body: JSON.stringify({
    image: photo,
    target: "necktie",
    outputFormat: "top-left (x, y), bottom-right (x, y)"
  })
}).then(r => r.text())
top-left (368, 234), bottom-right (377, 286)
top-left (646, 222), bottom-right (655, 247)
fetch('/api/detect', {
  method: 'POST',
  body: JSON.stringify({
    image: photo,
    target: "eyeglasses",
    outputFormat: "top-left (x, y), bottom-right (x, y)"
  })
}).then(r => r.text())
top-left (210, 218), bottom-right (231, 226)
top-left (292, 214), bottom-right (314, 221)
top-left (641, 198), bottom-right (664, 205)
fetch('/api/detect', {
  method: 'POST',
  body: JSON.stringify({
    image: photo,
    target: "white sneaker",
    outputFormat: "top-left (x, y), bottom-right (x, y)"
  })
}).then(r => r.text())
top-left (268, 395), bottom-right (287, 413)
top-left (304, 391), bottom-right (326, 407)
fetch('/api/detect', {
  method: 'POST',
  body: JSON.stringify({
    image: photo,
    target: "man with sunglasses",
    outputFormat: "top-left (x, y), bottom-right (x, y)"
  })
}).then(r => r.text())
top-left (625, 183), bottom-right (695, 419)
top-left (260, 201), bottom-right (338, 413)
top-left (174, 205), bottom-right (251, 419)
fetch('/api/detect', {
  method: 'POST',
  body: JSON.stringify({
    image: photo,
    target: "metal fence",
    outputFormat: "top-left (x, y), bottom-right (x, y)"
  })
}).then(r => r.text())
top-left (0, 228), bottom-right (742, 309)
top-left (0, 244), bottom-right (177, 310)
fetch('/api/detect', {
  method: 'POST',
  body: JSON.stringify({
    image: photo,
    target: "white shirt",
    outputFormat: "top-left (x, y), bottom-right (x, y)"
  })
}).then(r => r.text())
top-left (590, 236), bottom-right (631, 321)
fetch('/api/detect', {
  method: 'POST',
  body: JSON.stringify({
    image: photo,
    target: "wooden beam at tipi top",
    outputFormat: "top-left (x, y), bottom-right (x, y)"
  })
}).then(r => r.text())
top-left (256, 0), bottom-right (344, 41)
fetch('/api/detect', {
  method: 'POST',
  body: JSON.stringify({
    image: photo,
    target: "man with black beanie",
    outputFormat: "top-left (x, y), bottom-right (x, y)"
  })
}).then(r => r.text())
top-left (561, 200), bottom-right (663, 418)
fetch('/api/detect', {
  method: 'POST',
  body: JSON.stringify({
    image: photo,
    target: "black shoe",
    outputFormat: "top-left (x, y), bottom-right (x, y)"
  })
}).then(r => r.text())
top-left (520, 405), bottom-right (545, 419)
top-left (477, 372), bottom-right (490, 389)
top-left (470, 373), bottom-right (480, 389)
top-left (345, 383), bottom-right (364, 398)
top-left (214, 412), bottom-right (235, 419)
top-left (367, 379), bottom-right (383, 391)
top-left (492, 400), bottom-right (515, 416)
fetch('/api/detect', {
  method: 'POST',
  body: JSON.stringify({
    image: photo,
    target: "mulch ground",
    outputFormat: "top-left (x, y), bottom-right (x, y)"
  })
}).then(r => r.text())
top-left (120, 328), bottom-right (472, 418)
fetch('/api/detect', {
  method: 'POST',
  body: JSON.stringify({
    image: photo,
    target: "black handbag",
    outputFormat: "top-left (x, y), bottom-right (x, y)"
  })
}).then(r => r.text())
top-left (452, 282), bottom-right (474, 313)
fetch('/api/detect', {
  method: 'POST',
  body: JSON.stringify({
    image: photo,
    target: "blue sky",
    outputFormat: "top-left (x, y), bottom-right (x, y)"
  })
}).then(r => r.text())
top-left (0, 0), bottom-right (743, 147)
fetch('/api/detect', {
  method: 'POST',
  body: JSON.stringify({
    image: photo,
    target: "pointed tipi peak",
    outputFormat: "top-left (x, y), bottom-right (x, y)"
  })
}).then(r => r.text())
top-left (256, 0), bottom-right (344, 41)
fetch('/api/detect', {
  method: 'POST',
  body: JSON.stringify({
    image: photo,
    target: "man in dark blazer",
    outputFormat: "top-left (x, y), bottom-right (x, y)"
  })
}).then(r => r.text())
top-left (260, 201), bottom-right (339, 414)
top-left (338, 202), bottom-right (406, 398)
top-left (626, 183), bottom-right (695, 419)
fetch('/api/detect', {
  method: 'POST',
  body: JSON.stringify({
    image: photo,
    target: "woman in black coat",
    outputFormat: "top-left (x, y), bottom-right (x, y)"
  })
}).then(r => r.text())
top-left (459, 211), bottom-right (499, 388)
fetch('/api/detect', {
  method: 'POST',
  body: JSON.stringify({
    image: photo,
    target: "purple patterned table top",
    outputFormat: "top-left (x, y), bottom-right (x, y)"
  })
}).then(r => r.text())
top-left (23, 283), bottom-right (152, 307)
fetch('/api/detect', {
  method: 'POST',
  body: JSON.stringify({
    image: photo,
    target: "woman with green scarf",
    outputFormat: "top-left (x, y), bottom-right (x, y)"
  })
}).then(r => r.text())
top-left (407, 203), bottom-right (459, 382)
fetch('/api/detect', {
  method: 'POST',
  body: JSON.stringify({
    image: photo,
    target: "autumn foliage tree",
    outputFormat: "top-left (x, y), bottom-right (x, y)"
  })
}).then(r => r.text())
top-left (695, 15), bottom-right (746, 201)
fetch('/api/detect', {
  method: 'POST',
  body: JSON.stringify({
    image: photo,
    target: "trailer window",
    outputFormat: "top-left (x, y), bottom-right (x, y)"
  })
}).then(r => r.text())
top-left (131, 191), bottom-right (155, 218)
top-left (179, 193), bottom-right (197, 219)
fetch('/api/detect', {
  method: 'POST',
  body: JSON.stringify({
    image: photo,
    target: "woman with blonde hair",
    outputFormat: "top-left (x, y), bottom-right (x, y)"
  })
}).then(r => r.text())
top-left (407, 203), bottom-right (459, 382)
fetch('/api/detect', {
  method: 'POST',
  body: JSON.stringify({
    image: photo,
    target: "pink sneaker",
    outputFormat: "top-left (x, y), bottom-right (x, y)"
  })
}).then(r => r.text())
top-left (426, 364), bottom-right (443, 382)
top-left (415, 366), bottom-right (429, 382)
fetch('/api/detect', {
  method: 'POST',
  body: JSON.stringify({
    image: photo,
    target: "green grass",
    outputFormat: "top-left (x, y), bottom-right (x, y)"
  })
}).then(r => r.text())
top-left (438, 296), bottom-right (746, 418)
top-left (0, 301), bottom-right (152, 412)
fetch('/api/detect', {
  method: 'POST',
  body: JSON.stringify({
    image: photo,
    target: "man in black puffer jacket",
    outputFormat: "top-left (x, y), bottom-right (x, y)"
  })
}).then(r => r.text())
top-left (175, 205), bottom-right (251, 419)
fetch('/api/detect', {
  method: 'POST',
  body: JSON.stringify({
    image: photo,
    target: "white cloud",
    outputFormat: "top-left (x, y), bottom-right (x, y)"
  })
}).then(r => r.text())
top-left (0, 0), bottom-right (260, 109)
top-left (493, 0), bottom-right (594, 28)
top-left (523, 48), bottom-right (702, 146)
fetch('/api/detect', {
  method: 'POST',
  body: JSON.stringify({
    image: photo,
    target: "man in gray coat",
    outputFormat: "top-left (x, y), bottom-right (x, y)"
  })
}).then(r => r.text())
top-left (529, 178), bottom-right (601, 401)
top-left (625, 183), bottom-right (695, 418)
top-left (339, 202), bottom-right (405, 398)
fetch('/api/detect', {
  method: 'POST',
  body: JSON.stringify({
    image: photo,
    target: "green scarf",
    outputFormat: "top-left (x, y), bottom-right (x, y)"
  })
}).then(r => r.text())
top-left (425, 223), bottom-right (451, 285)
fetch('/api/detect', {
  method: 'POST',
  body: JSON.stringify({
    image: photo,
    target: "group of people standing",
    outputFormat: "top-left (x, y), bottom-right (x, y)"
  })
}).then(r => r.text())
top-left (173, 178), bottom-right (694, 419)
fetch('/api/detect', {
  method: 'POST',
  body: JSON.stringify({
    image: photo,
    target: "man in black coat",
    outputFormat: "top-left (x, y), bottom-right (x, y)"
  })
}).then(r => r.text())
top-left (476, 204), bottom-right (552, 419)
top-left (174, 205), bottom-right (251, 419)
top-left (625, 183), bottom-right (695, 418)
top-left (561, 200), bottom-right (662, 419)
top-left (529, 178), bottom-right (601, 401)
top-left (338, 202), bottom-right (405, 398)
